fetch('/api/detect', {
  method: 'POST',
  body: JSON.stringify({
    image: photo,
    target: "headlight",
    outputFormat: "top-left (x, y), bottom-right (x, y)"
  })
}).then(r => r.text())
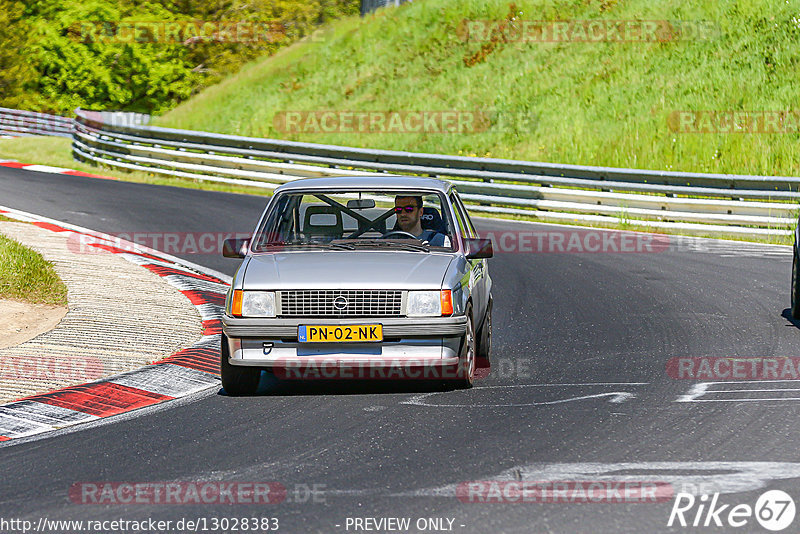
top-left (407, 290), bottom-right (452, 317)
top-left (232, 290), bottom-right (276, 317)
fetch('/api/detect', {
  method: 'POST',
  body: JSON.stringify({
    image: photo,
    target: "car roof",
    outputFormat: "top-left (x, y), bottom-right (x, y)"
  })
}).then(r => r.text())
top-left (274, 176), bottom-right (454, 194)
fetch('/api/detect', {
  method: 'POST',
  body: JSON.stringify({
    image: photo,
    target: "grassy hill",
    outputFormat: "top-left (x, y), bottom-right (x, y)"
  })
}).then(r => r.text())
top-left (156, 0), bottom-right (800, 177)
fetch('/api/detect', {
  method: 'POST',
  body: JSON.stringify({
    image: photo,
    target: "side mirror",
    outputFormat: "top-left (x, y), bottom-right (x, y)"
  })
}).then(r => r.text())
top-left (464, 238), bottom-right (493, 259)
top-left (222, 238), bottom-right (251, 258)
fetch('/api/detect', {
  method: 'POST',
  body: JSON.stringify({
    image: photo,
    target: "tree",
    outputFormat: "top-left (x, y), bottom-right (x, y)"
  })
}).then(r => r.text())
top-left (2, 0), bottom-right (359, 114)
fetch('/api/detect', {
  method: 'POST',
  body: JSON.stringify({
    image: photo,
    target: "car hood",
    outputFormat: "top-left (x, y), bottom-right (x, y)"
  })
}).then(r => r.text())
top-left (242, 250), bottom-right (454, 290)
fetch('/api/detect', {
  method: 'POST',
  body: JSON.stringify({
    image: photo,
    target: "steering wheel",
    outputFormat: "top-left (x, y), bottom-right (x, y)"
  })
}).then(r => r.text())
top-left (381, 230), bottom-right (418, 240)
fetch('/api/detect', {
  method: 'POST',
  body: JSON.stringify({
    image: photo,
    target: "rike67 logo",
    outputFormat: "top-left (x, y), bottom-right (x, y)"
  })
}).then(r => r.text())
top-left (668, 490), bottom-right (796, 531)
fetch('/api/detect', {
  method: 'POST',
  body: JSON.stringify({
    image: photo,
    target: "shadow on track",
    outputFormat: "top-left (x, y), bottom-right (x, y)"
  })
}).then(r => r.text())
top-left (217, 370), bottom-right (464, 397)
top-left (781, 308), bottom-right (800, 330)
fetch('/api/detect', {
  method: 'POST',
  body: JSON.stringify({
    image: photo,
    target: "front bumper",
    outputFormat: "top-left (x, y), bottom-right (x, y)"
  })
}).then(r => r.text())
top-left (222, 315), bottom-right (467, 338)
top-left (222, 315), bottom-right (466, 367)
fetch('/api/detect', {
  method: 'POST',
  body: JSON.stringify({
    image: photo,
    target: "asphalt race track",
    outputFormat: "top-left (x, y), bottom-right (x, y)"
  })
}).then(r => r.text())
top-left (1, 166), bottom-right (799, 533)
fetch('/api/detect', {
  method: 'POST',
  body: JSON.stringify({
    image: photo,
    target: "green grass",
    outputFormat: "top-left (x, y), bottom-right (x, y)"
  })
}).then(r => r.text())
top-left (0, 137), bottom-right (274, 197)
top-left (156, 0), bottom-right (800, 178)
top-left (0, 232), bottom-right (68, 305)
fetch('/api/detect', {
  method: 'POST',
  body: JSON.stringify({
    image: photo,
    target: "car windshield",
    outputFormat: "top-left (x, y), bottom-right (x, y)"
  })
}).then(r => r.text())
top-left (252, 189), bottom-right (455, 252)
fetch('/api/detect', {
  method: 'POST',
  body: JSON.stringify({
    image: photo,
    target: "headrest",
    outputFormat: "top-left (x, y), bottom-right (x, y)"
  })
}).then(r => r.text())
top-left (421, 207), bottom-right (446, 233)
top-left (303, 205), bottom-right (342, 236)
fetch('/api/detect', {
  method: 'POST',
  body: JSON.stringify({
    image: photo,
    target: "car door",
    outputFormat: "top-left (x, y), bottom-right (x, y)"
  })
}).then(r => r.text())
top-left (450, 191), bottom-right (488, 324)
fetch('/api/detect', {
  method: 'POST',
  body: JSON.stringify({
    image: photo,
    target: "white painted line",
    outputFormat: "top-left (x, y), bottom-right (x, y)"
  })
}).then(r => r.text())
top-left (403, 383), bottom-right (647, 407)
top-left (0, 413), bottom-right (54, 438)
top-left (405, 392), bottom-right (636, 408)
top-left (0, 401), bottom-right (98, 426)
top-left (677, 382), bottom-right (725, 402)
top-left (0, 211), bottom-right (36, 222)
top-left (0, 385), bottom-right (218, 447)
top-left (194, 335), bottom-right (221, 346)
top-left (119, 253), bottom-right (230, 285)
top-left (682, 398), bottom-right (800, 402)
top-left (710, 388), bottom-right (800, 393)
top-left (400, 462), bottom-right (800, 498)
top-left (110, 364), bottom-right (219, 397)
top-left (0, 205), bottom-right (231, 284)
top-left (195, 303), bottom-right (224, 321)
top-left (162, 275), bottom-right (229, 294)
top-left (676, 381), bottom-right (800, 403)
top-left (691, 379), bottom-right (800, 384)
top-left (278, 461), bottom-right (800, 500)
top-left (21, 164), bottom-right (70, 173)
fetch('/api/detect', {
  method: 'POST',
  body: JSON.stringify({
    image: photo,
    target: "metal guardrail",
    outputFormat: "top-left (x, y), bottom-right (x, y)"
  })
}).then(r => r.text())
top-left (69, 108), bottom-right (799, 236)
top-left (0, 107), bottom-right (74, 138)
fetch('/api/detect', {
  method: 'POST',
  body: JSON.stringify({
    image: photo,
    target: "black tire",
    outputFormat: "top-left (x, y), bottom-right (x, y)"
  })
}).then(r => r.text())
top-left (476, 299), bottom-right (492, 368)
top-left (220, 334), bottom-right (261, 396)
top-left (455, 307), bottom-right (476, 389)
top-left (792, 251), bottom-right (800, 319)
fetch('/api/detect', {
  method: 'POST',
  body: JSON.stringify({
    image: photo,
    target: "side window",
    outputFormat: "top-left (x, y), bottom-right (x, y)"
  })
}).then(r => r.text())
top-left (451, 193), bottom-right (477, 238)
top-left (449, 193), bottom-right (469, 238)
top-left (457, 196), bottom-right (478, 238)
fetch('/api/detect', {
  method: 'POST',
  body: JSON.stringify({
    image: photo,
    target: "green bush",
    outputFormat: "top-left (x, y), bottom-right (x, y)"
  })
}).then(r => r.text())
top-left (0, 0), bottom-right (359, 114)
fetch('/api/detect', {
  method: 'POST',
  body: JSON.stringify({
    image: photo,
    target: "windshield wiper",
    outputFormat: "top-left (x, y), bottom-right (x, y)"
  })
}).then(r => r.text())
top-left (346, 239), bottom-right (430, 252)
top-left (261, 241), bottom-right (354, 250)
top-left (325, 242), bottom-right (356, 250)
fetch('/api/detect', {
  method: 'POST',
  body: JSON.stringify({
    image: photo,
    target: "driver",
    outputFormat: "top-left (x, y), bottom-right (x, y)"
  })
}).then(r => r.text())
top-left (393, 195), bottom-right (449, 246)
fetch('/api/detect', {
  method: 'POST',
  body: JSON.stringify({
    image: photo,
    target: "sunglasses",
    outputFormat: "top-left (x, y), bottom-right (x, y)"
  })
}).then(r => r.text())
top-left (393, 205), bottom-right (419, 213)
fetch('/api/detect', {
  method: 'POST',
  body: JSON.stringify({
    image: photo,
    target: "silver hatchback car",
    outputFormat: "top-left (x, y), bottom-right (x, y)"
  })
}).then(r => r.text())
top-left (220, 176), bottom-right (493, 395)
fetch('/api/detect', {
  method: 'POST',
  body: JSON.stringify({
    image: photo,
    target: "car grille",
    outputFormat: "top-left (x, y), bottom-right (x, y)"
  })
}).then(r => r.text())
top-left (279, 290), bottom-right (403, 317)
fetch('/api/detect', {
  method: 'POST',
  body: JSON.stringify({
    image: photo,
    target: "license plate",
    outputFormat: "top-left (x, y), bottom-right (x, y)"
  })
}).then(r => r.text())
top-left (298, 324), bottom-right (383, 343)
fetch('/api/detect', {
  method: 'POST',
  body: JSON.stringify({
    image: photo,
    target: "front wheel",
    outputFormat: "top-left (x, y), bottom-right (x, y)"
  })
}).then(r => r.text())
top-left (476, 300), bottom-right (492, 368)
top-left (220, 334), bottom-right (261, 396)
top-left (455, 308), bottom-right (476, 389)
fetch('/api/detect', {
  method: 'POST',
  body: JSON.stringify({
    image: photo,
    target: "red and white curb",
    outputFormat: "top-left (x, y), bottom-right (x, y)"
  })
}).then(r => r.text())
top-left (0, 159), bottom-right (113, 180)
top-left (0, 206), bottom-right (231, 442)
